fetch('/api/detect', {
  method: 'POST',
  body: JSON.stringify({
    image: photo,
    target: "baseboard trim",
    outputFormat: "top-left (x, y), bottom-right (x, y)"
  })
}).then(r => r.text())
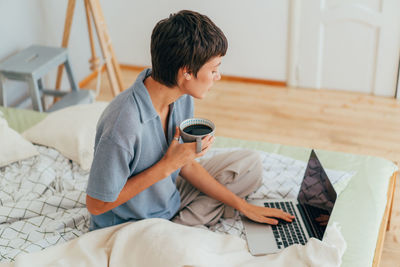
top-left (120, 64), bottom-right (148, 72)
top-left (79, 65), bottom-right (106, 88)
top-left (79, 64), bottom-right (286, 88)
top-left (220, 75), bottom-right (286, 86)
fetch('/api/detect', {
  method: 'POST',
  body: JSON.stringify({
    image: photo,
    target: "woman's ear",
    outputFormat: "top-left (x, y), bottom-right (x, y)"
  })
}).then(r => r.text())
top-left (180, 67), bottom-right (192, 81)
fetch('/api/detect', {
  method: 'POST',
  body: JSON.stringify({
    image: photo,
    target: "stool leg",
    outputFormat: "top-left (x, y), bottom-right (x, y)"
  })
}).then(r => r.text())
top-left (38, 78), bottom-right (46, 110)
top-left (27, 76), bottom-right (43, 112)
top-left (0, 74), bottom-right (6, 107)
top-left (64, 59), bottom-right (79, 91)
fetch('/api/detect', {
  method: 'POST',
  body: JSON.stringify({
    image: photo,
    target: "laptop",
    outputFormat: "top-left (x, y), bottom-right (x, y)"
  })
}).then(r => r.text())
top-left (242, 149), bottom-right (337, 255)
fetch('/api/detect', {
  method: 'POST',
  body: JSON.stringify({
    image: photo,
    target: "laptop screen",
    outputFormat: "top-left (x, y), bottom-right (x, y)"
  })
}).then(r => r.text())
top-left (297, 150), bottom-right (337, 239)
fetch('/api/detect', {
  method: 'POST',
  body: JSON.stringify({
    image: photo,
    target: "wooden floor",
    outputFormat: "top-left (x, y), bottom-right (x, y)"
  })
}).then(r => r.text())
top-left (85, 68), bottom-right (400, 267)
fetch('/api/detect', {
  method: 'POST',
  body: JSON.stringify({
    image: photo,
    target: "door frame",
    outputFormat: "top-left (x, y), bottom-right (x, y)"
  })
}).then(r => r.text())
top-left (396, 58), bottom-right (400, 99)
top-left (287, 0), bottom-right (301, 88)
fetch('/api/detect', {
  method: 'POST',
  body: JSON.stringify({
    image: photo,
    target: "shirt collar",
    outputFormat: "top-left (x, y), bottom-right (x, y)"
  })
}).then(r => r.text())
top-left (132, 68), bottom-right (159, 123)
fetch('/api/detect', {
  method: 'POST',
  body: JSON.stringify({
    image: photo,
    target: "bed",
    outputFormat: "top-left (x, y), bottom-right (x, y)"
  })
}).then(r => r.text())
top-left (0, 104), bottom-right (397, 266)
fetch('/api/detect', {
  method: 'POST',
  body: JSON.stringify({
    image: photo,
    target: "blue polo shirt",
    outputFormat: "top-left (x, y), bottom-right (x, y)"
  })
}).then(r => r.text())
top-left (86, 69), bottom-right (194, 230)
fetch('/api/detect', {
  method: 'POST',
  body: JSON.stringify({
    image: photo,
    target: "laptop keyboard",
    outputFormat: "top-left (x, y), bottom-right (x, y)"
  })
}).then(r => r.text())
top-left (264, 201), bottom-right (307, 249)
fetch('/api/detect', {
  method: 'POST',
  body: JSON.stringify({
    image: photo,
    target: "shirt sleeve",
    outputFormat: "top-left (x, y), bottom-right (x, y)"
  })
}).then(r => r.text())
top-left (86, 137), bottom-right (133, 202)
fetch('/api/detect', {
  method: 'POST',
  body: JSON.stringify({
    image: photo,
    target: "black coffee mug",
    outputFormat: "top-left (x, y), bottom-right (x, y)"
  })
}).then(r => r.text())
top-left (179, 118), bottom-right (215, 153)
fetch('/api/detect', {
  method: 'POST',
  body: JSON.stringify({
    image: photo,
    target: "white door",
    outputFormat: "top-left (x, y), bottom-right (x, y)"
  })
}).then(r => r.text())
top-left (288, 0), bottom-right (400, 97)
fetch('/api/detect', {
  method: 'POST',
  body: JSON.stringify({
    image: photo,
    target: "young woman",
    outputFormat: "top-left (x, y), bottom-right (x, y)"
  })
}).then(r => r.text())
top-left (86, 10), bottom-right (294, 230)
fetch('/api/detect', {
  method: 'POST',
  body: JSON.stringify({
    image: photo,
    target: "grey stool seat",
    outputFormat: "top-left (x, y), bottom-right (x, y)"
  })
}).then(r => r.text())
top-left (46, 90), bottom-right (94, 112)
top-left (0, 45), bottom-right (94, 112)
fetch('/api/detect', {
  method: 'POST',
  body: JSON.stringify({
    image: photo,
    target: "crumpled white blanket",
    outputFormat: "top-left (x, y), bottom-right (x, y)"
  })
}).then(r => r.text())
top-left (4, 218), bottom-right (346, 267)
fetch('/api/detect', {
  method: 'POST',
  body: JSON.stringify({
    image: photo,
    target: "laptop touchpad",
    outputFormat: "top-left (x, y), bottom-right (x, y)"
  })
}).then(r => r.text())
top-left (242, 217), bottom-right (280, 255)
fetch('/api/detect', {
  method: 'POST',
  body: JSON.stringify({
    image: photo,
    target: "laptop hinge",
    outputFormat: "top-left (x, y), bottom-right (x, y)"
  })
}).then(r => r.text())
top-left (296, 204), bottom-right (317, 239)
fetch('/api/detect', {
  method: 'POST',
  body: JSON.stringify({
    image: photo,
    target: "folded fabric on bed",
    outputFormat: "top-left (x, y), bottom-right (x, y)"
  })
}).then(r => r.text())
top-left (3, 218), bottom-right (346, 267)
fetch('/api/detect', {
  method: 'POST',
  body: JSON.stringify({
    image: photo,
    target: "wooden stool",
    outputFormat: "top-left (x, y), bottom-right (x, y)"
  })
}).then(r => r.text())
top-left (0, 45), bottom-right (93, 112)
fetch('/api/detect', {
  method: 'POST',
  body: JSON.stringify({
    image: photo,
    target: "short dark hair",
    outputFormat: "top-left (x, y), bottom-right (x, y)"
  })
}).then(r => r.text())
top-left (150, 10), bottom-right (228, 87)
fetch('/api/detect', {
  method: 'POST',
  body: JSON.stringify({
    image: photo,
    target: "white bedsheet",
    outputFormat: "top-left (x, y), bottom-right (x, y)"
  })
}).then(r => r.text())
top-left (2, 218), bottom-right (345, 267)
top-left (0, 146), bottom-right (351, 264)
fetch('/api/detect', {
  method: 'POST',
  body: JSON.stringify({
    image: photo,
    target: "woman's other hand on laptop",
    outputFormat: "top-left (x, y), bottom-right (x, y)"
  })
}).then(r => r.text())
top-left (315, 214), bottom-right (329, 226)
top-left (239, 202), bottom-right (295, 225)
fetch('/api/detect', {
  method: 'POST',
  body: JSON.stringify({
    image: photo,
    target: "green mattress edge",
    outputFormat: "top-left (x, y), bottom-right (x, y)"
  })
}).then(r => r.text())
top-left (214, 136), bottom-right (397, 267)
top-left (0, 107), bottom-right (47, 133)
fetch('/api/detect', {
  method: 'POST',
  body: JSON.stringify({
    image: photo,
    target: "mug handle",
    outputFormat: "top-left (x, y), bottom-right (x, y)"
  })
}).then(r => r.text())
top-left (195, 136), bottom-right (202, 153)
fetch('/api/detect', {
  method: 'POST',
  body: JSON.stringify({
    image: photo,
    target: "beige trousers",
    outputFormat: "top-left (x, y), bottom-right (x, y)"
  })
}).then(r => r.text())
top-left (172, 150), bottom-right (263, 227)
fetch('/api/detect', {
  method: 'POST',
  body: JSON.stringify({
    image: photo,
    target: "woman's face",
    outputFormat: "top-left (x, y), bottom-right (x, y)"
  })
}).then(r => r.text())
top-left (180, 56), bottom-right (222, 99)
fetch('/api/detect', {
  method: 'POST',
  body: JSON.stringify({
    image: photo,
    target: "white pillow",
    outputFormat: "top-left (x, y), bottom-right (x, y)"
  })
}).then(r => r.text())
top-left (0, 114), bottom-right (38, 167)
top-left (23, 102), bottom-right (109, 171)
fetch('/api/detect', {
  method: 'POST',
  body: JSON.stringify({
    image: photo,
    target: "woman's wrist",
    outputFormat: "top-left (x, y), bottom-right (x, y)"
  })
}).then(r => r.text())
top-left (158, 157), bottom-right (178, 178)
top-left (233, 197), bottom-right (248, 214)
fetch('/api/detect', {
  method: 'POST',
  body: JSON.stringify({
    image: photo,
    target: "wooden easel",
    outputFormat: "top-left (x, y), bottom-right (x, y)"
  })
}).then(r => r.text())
top-left (55, 0), bottom-right (123, 98)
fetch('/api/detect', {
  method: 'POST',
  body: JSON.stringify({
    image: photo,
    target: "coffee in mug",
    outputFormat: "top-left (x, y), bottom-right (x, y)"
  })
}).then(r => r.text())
top-left (179, 118), bottom-right (215, 153)
top-left (182, 124), bottom-right (213, 135)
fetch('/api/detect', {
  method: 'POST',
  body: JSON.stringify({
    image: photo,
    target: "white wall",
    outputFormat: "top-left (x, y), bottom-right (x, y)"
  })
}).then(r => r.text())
top-left (0, 0), bottom-right (289, 106)
top-left (101, 0), bottom-right (289, 81)
top-left (0, 0), bottom-right (44, 106)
